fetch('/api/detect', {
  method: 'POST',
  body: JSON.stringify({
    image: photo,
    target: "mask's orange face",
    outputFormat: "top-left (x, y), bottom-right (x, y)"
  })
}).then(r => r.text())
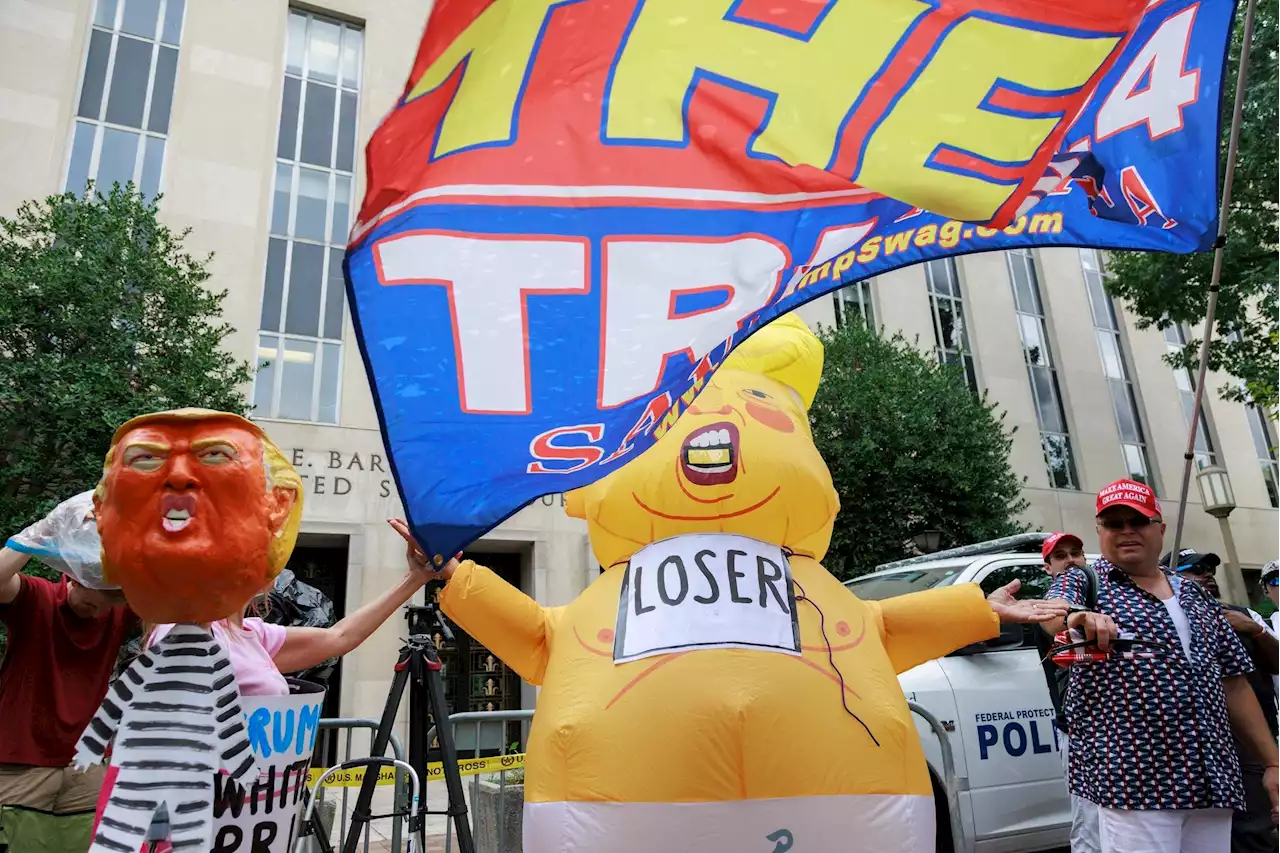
top-left (96, 417), bottom-right (295, 623)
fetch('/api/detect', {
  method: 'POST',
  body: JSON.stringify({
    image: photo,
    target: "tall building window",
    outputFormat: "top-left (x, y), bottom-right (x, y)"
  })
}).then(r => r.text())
top-left (1163, 324), bottom-right (1217, 469)
top-left (253, 10), bottom-right (363, 423)
top-left (1247, 406), bottom-right (1279, 507)
top-left (1008, 249), bottom-right (1078, 489)
top-left (1223, 329), bottom-right (1279, 508)
top-left (924, 259), bottom-right (978, 391)
top-left (833, 280), bottom-right (875, 329)
top-left (1080, 250), bottom-right (1157, 489)
top-left (66, 0), bottom-right (186, 201)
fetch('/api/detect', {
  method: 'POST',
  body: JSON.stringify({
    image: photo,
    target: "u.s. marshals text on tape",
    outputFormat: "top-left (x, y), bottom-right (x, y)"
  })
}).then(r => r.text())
top-left (307, 753), bottom-right (526, 787)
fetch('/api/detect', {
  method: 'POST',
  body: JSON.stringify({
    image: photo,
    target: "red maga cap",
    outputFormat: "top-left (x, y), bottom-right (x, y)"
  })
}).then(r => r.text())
top-left (1096, 479), bottom-right (1162, 518)
top-left (1042, 532), bottom-right (1083, 560)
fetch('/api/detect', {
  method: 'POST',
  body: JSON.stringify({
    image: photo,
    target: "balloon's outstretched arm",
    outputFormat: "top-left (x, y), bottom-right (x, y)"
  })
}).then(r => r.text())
top-left (866, 584), bottom-right (1000, 674)
top-left (439, 560), bottom-right (563, 684)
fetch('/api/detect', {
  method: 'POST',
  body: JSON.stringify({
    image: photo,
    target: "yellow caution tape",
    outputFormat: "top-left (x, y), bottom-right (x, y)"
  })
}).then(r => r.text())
top-left (306, 753), bottom-right (526, 787)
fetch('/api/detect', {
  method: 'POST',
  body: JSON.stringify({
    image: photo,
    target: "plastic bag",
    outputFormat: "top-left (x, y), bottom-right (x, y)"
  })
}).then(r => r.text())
top-left (6, 491), bottom-right (116, 590)
top-left (260, 568), bottom-right (339, 686)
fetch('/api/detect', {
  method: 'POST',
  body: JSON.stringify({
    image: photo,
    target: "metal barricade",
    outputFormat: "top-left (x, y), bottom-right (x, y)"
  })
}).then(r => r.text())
top-left (428, 710), bottom-right (535, 853)
top-left (908, 701), bottom-right (970, 853)
top-left (309, 718), bottom-right (409, 853)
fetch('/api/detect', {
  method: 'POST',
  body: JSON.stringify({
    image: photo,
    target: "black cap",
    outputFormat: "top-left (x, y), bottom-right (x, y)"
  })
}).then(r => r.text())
top-left (1160, 548), bottom-right (1221, 572)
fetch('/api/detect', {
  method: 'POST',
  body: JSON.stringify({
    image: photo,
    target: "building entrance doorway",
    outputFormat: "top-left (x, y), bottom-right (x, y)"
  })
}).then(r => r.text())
top-left (427, 550), bottom-right (525, 759)
top-left (282, 533), bottom-right (349, 764)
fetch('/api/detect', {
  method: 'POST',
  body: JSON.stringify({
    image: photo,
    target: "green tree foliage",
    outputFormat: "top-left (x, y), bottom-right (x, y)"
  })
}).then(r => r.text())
top-left (0, 185), bottom-right (251, 571)
top-left (1104, 0), bottom-right (1278, 412)
top-left (810, 320), bottom-right (1029, 581)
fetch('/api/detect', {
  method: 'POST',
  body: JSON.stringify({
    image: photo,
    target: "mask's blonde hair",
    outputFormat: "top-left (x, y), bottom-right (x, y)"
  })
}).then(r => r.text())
top-left (98, 408), bottom-right (304, 581)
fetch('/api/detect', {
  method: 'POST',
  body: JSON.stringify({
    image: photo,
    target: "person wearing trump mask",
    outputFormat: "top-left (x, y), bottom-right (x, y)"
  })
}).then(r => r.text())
top-left (80, 409), bottom-right (432, 853)
top-left (88, 409), bottom-right (434, 696)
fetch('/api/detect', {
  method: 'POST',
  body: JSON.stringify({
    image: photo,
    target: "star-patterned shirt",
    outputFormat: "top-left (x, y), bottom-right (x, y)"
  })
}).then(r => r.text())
top-left (1047, 559), bottom-right (1254, 811)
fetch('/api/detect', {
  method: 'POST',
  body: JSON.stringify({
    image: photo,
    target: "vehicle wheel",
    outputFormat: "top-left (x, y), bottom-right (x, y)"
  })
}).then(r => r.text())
top-left (933, 774), bottom-right (953, 853)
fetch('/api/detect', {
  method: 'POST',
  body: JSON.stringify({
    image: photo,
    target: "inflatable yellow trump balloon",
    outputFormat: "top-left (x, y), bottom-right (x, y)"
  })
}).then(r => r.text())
top-left (438, 314), bottom-right (1013, 853)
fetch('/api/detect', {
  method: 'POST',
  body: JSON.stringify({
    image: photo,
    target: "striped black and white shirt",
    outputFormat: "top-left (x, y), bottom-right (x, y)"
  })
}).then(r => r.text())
top-left (76, 623), bottom-right (256, 852)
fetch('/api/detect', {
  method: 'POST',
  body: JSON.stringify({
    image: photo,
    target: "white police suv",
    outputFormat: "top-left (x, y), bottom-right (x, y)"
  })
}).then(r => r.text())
top-left (846, 533), bottom-right (1096, 853)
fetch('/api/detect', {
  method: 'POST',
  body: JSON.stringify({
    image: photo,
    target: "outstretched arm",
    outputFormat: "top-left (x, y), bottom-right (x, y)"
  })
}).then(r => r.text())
top-left (75, 649), bottom-right (157, 768)
top-left (866, 584), bottom-right (999, 674)
top-left (439, 560), bottom-right (560, 685)
top-left (373, 519), bottom-right (560, 684)
top-left (272, 569), bottom-right (426, 674)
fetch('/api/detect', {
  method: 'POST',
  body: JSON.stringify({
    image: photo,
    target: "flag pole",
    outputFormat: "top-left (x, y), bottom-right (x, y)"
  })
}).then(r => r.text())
top-left (1167, 0), bottom-right (1257, 597)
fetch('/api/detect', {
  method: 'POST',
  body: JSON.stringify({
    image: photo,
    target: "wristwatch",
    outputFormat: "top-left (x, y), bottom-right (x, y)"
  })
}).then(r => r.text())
top-left (1064, 605), bottom-right (1091, 626)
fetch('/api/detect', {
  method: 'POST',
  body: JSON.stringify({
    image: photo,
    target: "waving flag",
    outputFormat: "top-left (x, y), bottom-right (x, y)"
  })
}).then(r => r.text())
top-left (345, 0), bottom-right (1236, 560)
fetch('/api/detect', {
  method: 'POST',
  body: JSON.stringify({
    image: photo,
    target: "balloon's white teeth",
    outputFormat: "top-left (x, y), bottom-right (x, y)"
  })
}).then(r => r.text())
top-left (688, 428), bottom-right (731, 450)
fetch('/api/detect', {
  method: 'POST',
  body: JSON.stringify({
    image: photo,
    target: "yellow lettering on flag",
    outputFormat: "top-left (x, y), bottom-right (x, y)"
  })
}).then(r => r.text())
top-left (606, 0), bottom-right (930, 168)
top-left (798, 262), bottom-right (830, 289)
top-left (883, 230), bottom-right (913, 255)
top-left (654, 402), bottom-right (683, 440)
top-left (856, 19), bottom-right (1119, 221)
top-left (405, 0), bottom-right (565, 157)
top-left (1027, 211), bottom-right (1064, 234)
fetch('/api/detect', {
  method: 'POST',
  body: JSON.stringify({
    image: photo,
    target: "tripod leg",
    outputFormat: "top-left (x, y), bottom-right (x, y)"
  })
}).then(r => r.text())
top-left (340, 647), bottom-right (411, 853)
top-left (419, 651), bottom-right (476, 853)
top-left (407, 647), bottom-right (429, 852)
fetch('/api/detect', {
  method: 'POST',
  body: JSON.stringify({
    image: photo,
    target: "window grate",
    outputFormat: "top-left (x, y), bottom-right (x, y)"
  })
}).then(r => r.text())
top-left (1162, 322), bottom-right (1217, 469)
top-left (65, 0), bottom-right (186, 202)
top-left (253, 9), bottom-right (364, 425)
top-left (924, 258), bottom-right (978, 392)
top-left (1009, 249), bottom-right (1078, 490)
top-left (1079, 249), bottom-right (1159, 492)
top-left (833, 280), bottom-right (876, 330)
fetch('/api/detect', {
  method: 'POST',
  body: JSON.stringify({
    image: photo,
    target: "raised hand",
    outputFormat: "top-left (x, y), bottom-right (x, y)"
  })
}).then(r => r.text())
top-left (388, 518), bottom-right (460, 581)
top-left (986, 580), bottom-right (1070, 623)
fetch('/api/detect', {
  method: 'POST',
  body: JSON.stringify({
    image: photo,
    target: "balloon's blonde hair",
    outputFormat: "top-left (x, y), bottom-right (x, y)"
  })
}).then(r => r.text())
top-left (721, 312), bottom-right (824, 410)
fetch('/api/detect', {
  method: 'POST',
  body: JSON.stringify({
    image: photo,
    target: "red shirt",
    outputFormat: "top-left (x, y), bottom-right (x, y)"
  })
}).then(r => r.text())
top-left (0, 576), bottom-right (137, 766)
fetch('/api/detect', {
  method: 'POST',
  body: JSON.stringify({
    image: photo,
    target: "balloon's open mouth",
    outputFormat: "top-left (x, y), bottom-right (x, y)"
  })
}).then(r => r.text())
top-left (681, 421), bottom-right (739, 486)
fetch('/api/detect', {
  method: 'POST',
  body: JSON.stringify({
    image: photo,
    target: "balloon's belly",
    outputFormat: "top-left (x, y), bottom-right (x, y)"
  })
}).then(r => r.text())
top-left (527, 648), bottom-right (929, 804)
top-left (523, 794), bottom-right (935, 853)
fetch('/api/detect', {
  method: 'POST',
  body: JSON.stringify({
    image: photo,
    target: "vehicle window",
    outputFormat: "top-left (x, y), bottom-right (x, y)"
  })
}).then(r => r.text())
top-left (979, 563), bottom-right (1052, 599)
top-left (977, 563), bottom-right (1053, 649)
top-left (846, 565), bottom-right (964, 600)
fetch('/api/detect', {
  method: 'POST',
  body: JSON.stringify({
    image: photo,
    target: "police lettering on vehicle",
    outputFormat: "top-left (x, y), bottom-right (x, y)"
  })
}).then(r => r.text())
top-left (973, 708), bottom-right (1060, 761)
top-left (614, 533), bottom-right (801, 664)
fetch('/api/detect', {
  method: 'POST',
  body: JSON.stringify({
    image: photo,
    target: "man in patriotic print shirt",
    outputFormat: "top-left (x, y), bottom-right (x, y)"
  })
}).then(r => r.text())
top-left (1044, 479), bottom-right (1279, 853)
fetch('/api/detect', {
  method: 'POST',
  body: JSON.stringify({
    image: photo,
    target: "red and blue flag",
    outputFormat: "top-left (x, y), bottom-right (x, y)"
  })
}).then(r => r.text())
top-left (344, 0), bottom-right (1236, 559)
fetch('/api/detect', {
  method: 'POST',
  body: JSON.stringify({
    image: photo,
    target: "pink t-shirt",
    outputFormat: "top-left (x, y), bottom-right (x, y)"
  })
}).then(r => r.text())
top-left (150, 617), bottom-right (289, 696)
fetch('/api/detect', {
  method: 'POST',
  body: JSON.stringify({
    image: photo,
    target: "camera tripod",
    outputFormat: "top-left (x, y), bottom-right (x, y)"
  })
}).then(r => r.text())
top-left (302, 595), bottom-right (475, 853)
